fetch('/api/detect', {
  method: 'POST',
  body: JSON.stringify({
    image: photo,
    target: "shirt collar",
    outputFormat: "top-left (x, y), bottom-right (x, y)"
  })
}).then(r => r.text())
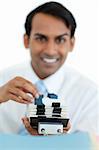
top-left (26, 61), bottom-right (39, 83)
top-left (43, 65), bottom-right (65, 94)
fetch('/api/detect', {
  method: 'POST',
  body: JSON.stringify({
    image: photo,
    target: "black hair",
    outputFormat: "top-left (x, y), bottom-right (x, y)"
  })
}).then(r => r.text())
top-left (24, 1), bottom-right (77, 38)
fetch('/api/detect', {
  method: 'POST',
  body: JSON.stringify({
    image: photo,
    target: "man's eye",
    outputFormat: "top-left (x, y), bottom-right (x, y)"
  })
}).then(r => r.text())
top-left (35, 37), bottom-right (47, 42)
top-left (56, 38), bottom-right (66, 44)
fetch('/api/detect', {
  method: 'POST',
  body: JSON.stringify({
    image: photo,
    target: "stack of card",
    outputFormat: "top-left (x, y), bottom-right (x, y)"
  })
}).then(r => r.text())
top-left (26, 101), bottom-right (69, 129)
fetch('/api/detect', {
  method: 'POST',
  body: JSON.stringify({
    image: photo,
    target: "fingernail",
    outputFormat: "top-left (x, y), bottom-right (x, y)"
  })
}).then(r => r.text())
top-left (31, 98), bottom-right (34, 103)
top-left (35, 93), bottom-right (39, 99)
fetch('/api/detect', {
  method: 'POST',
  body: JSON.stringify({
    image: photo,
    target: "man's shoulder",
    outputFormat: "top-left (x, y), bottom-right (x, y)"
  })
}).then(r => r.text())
top-left (0, 61), bottom-right (30, 74)
top-left (0, 61), bottom-right (31, 84)
top-left (63, 65), bottom-right (98, 91)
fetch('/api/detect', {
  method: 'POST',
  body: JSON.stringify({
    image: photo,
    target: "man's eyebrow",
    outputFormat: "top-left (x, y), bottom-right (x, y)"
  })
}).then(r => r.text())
top-left (56, 33), bottom-right (70, 38)
top-left (34, 33), bottom-right (47, 38)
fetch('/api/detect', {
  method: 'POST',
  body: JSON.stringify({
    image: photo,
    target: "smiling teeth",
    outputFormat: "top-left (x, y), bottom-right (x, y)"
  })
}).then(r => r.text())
top-left (43, 58), bottom-right (57, 63)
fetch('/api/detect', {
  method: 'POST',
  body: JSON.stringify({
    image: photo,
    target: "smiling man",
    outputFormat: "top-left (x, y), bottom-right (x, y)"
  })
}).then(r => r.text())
top-left (0, 1), bottom-right (98, 135)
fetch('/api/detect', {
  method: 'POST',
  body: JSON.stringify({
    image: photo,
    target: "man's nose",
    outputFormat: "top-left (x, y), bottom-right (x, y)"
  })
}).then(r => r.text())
top-left (44, 40), bottom-right (57, 55)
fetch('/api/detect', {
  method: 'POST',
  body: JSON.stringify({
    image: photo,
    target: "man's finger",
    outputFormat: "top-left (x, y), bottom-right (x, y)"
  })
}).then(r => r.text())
top-left (12, 77), bottom-right (39, 99)
top-left (63, 121), bottom-right (71, 133)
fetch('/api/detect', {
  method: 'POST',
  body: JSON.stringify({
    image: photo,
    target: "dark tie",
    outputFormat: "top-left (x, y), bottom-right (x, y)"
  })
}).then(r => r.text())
top-left (47, 93), bottom-right (58, 99)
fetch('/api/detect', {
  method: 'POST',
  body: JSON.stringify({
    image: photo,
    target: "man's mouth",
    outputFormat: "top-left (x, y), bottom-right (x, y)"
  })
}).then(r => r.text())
top-left (42, 58), bottom-right (58, 64)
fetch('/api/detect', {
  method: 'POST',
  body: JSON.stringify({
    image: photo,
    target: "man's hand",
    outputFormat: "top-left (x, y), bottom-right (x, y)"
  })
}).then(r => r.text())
top-left (22, 117), bottom-right (71, 135)
top-left (22, 117), bottom-right (39, 135)
top-left (63, 121), bottom-right (71, 133)
top-left (0, 76), bottom-right (39, 104)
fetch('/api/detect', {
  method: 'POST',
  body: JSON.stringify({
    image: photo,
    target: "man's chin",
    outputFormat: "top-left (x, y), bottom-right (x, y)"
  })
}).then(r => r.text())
top-left (39, 68), bottom-right (59, 79)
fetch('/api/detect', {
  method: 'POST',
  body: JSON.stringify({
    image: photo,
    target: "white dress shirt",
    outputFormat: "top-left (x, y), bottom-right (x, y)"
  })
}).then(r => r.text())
top-left (0, 61), bottom-right (98, 134)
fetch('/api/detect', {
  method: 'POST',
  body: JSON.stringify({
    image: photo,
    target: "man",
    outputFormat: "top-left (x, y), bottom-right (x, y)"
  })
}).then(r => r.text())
top-left (0, 2), bottom-right (98, 135)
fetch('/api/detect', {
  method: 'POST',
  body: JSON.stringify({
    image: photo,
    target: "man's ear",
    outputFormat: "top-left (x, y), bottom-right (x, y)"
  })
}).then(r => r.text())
top-left (23, 34), bottom-right (29, 49)
top-left (69, 37), bottom-right (75, 52)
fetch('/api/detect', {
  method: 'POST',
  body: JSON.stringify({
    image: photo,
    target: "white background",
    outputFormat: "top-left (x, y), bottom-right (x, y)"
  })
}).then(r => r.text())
top-left (0, 0), bottom-right (98, 84)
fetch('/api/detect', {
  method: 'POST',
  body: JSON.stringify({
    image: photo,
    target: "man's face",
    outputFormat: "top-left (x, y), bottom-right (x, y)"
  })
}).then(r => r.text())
top-left (24, 13), bottom-right (75, 79)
